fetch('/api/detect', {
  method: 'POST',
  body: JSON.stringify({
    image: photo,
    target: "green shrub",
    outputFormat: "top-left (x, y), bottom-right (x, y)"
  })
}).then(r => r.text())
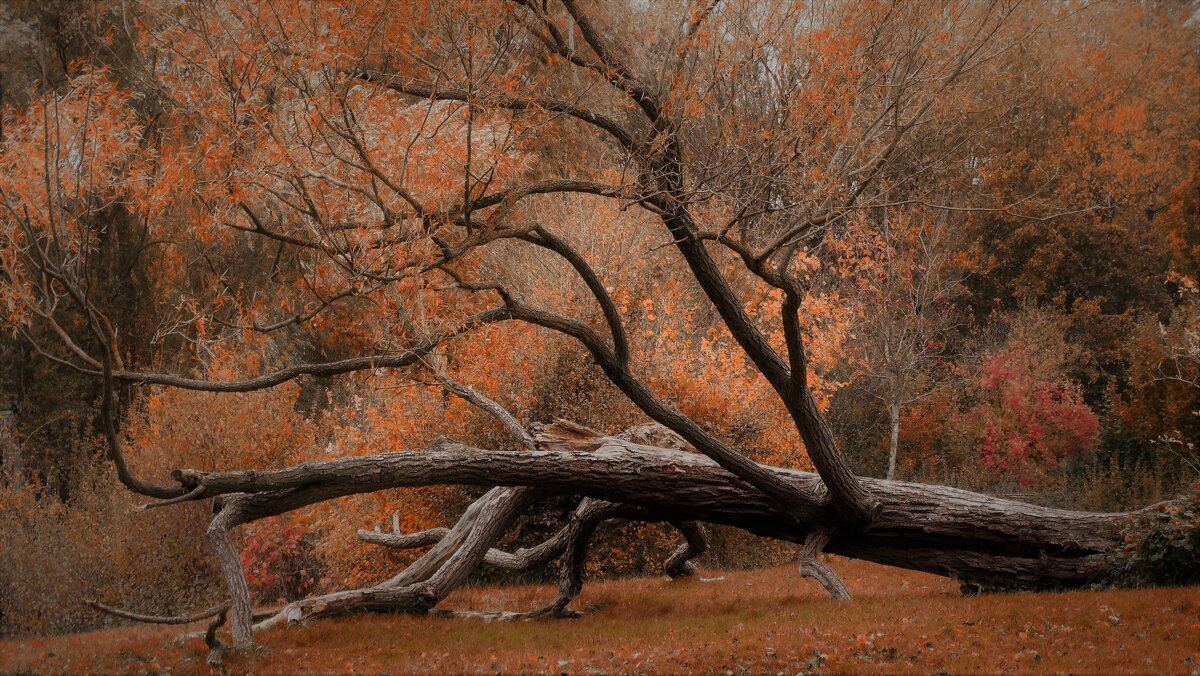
top-left (1107, 484), bottom-right (1200, 587)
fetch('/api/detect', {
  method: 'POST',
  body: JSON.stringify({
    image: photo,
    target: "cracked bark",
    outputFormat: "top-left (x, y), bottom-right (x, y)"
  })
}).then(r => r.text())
top-left (798, 531), bottom-right (851, 600)
top-left (168, 431), bottom-right (1132, 644)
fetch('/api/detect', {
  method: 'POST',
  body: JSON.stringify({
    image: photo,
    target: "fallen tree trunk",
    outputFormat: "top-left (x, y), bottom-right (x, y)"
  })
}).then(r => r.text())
top-left (174, 438), bottom-right (1127, 583)
top-left (151, 427), bottom-right (1138, 645)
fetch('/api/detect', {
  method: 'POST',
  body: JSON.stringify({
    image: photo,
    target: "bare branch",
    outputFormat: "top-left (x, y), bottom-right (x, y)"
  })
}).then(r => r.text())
top-left (353, 71), bottom-right (639, 153)
top-left (519, 225), bottom-right (630, 366)
top-left (425, 350), bottom-right (536, 450)
top-left (110, 307), bottom-right (510, 393)
top-left (558, 0), bottom-right (663, 122)
top-left (84, 599), bottom-right (230, 625)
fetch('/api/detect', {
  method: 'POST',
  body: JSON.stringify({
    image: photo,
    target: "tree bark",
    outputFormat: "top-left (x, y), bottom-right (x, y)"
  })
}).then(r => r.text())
top-left (799, 531), bottom-right (851, 600)
top-left (207, 496), bottom-right (257, 649)
top-left (887, 402), bottom-right (901, 481)
top-left (171, 435), bottom-right (1132, 595)
top-left (663, 521), bottom-right (708, 579)
top-left (0, 412), bottom-right (24, 489)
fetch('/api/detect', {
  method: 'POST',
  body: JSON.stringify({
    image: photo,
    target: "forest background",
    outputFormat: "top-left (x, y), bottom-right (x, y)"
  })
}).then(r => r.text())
top-left (0, 0), bottom-right (1196, 639)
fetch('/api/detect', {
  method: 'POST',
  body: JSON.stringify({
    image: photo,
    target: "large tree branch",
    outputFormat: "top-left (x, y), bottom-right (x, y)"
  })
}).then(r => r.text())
top-left (168, 439), bottom-right (1126, 563)
top-left (652, 206), bottom-right (882, 523)
top-left (518, 226), bottom-right (630, 366)
top-left (104, 307), bottom-right (510, 393)
top-left (353, 72), bottom-right (638, 153)
top-left (782, 290), bottom-right (877, 524)
top-left (469, 179), bottom-right (628, 212)
top-left (254, 487), bottom-right (542, 633)
top-left (556, 0), bottom-right (662, 122)
top-left (502, 300), bottom-right (825, 512)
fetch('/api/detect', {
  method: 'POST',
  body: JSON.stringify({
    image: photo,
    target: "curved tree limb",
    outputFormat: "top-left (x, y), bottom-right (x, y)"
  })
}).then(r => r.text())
top-left (354, 72), bottom-right (639, 153)
top-left (251, 487), bottom-right (541, 634)
top-left (106, 308), bottom-right (511, 393)
top-left (519, 226), bottom-right (631, 366)
top-left (99, 332), bottom-right (183, 499)
top-left (362, 497), bottom-right (709, 582)
top-left (360, 522), bottom-right (569, 573)
top-left (798, 530), bottom-right (851, 601)
top-left (663, 521), bottom-right (709, 579)
top-left (84, 599), bottom-right (230, 625)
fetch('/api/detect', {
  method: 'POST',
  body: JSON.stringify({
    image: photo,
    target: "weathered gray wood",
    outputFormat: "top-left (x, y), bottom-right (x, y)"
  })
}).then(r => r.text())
top-left (254, 487), bottom-right (539, 630)
top-left (799, 531), bottom-right (851, 600)
top-left (663, 521), bottom-right (708, 579)
top-left (172, 436), bottom-right (1131, 594)
top-left (207, 496), bottom-right (256, 649)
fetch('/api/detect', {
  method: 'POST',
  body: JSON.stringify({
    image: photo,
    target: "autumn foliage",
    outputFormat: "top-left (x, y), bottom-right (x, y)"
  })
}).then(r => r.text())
top-left (966, 342), bottom-right (1100, 484)
top-left (0, 0), bottom-right (1196, 642)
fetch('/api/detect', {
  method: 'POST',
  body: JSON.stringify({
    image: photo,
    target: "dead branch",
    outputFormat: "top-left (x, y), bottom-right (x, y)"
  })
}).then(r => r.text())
top-left (84, 599), bottom-right (230, 625)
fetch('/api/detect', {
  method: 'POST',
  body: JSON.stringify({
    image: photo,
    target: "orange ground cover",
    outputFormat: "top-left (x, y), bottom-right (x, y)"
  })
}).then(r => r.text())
top-left (2, 558), bottom-right (1198, 674)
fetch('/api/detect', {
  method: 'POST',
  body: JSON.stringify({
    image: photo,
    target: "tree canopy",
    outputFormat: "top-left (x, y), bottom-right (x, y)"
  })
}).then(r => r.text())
top-left (0, 0), bottom-right (1197, 650)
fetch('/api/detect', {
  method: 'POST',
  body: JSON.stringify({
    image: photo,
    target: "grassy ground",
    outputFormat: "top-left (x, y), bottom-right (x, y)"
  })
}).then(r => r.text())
top-left (2, 558), bottom-right (1198, 674)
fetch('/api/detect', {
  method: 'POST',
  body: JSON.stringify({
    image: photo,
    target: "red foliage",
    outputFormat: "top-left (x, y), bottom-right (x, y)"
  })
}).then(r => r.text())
top-left (961, 342), bottom-right (1100, 485)
top-left (241, 520), bottom-right (327, 603)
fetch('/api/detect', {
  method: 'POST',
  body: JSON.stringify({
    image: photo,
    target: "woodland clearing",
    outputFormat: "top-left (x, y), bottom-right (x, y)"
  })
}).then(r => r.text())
top-left (2, 559), bottom-right (1198, 674)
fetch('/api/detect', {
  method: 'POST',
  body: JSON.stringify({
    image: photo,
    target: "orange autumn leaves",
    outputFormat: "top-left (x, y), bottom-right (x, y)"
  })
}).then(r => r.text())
top-left (0, 66), bottom-right (140, 327)
top-left (0, 66), bottom-right (142, 220)
top-left (0, 0), bottom-right (1193, 604)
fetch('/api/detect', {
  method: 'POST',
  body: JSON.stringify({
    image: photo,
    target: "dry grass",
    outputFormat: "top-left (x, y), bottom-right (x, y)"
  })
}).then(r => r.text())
top-left (2, 558), bottom-right (1198, 674)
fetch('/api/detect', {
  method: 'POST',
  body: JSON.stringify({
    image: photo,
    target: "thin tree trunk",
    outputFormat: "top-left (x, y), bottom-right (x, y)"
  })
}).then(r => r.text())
top-left (887, 402), bottom-right (901, 481)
